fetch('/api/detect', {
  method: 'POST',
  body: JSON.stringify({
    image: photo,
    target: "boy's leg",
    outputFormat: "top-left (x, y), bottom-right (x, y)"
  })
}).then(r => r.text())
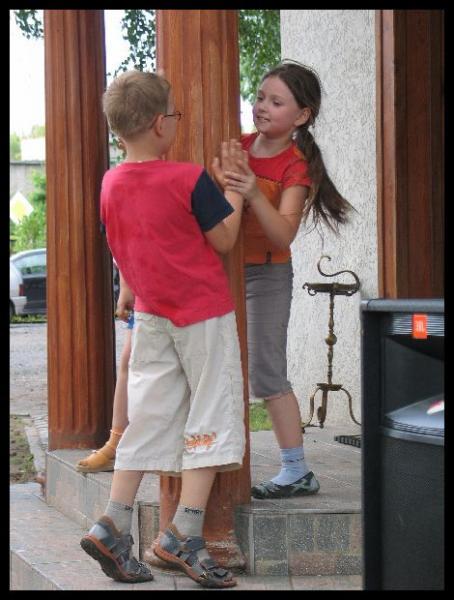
top-left (80, 469), bottom-right (154, 583)
top-left (153, 313), bottom-right (244, 588)
top-left (154, 466), bottom-right (237, 588)
top-left (76, 329), bottom-right (131, 473)
top-left (173, 466), bottom-right (217, 554)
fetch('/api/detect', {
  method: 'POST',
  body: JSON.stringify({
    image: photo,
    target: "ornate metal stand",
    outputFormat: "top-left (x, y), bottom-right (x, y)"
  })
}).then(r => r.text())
top-left (302, 255), bottom-right (361, 429)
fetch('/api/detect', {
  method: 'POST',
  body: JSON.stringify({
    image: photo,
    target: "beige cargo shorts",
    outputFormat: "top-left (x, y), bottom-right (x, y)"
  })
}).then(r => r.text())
top-left (115, 310), bottom-right (245, 476)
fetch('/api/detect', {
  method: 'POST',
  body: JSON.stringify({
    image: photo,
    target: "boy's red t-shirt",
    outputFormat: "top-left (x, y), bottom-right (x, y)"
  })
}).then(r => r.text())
top-left (100, 160), bottom-right (235, 327)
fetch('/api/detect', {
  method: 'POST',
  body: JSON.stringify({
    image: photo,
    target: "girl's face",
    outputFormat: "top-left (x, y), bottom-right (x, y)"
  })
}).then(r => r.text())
top-left (252, 76), bottom-right (309, 138)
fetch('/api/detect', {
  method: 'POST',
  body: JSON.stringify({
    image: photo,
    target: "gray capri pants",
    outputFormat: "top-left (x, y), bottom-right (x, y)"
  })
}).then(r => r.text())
top-left (245, 261), bottom-right (293, 399)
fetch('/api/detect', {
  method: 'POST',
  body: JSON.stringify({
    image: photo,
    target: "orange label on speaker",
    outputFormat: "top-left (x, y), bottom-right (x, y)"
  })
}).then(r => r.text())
top-left (412, 314), bottom-right (428, 339)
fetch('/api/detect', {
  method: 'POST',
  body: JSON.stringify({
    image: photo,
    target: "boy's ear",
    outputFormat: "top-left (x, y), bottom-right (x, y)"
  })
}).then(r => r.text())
top-left (294, 107), bottom-right (311, 128)
top-left (150, 114), bottom-right (164, 136)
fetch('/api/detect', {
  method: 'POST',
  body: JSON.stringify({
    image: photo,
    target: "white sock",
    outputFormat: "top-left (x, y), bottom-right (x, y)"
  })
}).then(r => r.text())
top-left (271, 446), bottom-right (310, 486)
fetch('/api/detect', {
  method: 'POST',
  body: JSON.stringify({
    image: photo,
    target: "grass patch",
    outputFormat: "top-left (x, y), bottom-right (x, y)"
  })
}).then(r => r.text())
top-left (10, 415), bottom-right (37, 483)
top-left (249, 401), bottom-right (273, 432)
top-left (11, 314), bottom-right (46, 324)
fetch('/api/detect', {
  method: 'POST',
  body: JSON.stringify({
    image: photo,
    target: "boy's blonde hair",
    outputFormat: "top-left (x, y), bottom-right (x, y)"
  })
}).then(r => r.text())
top-left (102, 70), bottom-right (170, 140)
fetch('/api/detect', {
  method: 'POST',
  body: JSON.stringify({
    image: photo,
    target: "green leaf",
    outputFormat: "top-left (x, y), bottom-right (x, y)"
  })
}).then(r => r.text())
top-left (13, 9), bottom-right (280, 105)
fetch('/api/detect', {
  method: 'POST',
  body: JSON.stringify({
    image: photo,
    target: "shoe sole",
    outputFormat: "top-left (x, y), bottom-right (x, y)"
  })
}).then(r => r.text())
top-left (76, 463), bottom-right (115, 473)
top-left (251, 485), bottom-right (320, 499)
top-left (80, 535), bottom-right (153, 583)
top-left (153, 544), bottom-right (236, 588)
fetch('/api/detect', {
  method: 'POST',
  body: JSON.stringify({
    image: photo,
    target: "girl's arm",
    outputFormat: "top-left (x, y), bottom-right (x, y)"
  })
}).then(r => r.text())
top-left (224, 163), bottom-right (308, 250)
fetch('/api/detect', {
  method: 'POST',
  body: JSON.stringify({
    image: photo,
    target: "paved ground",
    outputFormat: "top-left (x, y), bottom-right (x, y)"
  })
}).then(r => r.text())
top-left (10, 321), bottom-right (363, 590)
top-left (10, 320), bottom-right (128, 419)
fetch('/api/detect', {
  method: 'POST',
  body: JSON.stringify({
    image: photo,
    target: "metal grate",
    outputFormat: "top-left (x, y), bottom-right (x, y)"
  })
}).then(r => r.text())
top-left (334, 434), bottom-right (361, 448)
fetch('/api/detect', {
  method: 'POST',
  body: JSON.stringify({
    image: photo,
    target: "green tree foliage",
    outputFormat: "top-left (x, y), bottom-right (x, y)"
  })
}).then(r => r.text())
top-left (29, 124), bottom-right (45, 138)
top-left (110, 10), bottom-right (156, 77)
top-left (10, 171), bottom-right (47, 253)
top-left (13, 9), bottom-right (280, 103)
top-left (239, 10), bottom-right (281, 103)
top-left (13, 9), bottom-right (43, 39)
top-left (10, 133), bottom-right (21, 160)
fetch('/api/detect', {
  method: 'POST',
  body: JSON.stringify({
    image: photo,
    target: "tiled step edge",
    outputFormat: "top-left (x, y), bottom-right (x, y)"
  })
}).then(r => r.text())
top-left (11, 483), bottom-right (363, 590)
top-left (46, 450), bottom-right (362, 576)
top-left (10, 482), bottom-right (174, 590)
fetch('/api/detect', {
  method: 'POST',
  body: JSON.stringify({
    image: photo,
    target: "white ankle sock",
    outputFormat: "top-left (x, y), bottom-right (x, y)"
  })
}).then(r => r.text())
top-left (271, 446), bottom-right (310, 486)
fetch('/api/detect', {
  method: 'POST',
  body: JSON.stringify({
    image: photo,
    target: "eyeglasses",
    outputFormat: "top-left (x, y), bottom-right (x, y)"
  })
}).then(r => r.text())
top-left (163, 111), bottom-right (183, 121)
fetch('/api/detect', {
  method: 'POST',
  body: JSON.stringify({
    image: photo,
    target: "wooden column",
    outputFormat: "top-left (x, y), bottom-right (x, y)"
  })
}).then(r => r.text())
top-left (44, 10), bottom-right (115, 450)
top-left (146, 9), bottom-right (251, 568)
top-left (376, 10), bottom-right (444, 298)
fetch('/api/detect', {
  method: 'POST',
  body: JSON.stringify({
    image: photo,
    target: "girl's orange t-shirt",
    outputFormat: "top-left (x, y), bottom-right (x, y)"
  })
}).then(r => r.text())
top-left (241, 132), bottom-right (312, 264)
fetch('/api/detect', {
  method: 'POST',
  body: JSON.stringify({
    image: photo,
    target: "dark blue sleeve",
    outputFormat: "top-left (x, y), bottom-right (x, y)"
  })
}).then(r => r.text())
top-left (191, 170), bottom-right (234, 232)
top-left (100, 222), bottom-right (106, 234)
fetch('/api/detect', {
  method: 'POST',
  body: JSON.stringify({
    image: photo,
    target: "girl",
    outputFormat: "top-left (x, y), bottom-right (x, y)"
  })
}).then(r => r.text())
top-left (223, 59), bottom-right (354, 499)
top-left (76, 279), bottom-right (133, 473)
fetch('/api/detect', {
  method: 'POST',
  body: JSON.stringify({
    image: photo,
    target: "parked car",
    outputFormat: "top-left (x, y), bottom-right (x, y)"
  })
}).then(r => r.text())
top-left (10, 248), bottom-right (119, 319)
top-left (10, 248), bottom-right (47, 316)
top-left (10, 261), bottom-right (26, 321)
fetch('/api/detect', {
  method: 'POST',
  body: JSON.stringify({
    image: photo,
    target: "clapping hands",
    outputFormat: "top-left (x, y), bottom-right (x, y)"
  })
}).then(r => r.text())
top-left (212, 139), bottom-right (258, 203)
top-left (212, 140), bottom-right (248, 190)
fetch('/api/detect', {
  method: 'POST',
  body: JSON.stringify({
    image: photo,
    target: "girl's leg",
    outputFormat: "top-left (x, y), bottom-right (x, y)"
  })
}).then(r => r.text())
top-left (264, 390), bottom-right (303, 448)
top-left (111, 328), bottom-right (132, 431)
top-left (76, 329), bottom-right (131, 472)
top-left (255, 390), bottom-right (318, 493)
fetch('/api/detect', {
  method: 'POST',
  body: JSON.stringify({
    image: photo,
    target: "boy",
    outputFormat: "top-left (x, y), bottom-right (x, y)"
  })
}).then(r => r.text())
top-left (80, 70), bottom-right (246, 589)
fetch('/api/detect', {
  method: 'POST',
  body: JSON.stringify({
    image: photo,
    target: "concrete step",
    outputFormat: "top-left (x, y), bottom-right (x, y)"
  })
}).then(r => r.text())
top-left (45, 431), bottom-right (362, 577)
top-left (10, 482), bottom-right (362, 590)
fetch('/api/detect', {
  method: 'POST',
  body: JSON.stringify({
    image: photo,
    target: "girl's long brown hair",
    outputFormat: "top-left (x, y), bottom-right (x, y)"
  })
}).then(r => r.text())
top-left (263, 60), bottom-right (355, 233)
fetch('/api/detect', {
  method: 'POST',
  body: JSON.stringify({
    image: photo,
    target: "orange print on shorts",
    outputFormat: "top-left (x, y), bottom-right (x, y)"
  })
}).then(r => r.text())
top-left (184, 433), bottom-right (217, 451)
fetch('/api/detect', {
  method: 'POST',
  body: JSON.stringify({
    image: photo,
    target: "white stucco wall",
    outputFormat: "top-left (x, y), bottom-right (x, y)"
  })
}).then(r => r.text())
top-left (281, 10), bottom-right (378, 427)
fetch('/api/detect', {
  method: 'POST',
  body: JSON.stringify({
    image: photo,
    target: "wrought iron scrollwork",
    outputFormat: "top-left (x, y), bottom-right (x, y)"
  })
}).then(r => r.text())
top-left (301, 255), bottom-right (361, 429)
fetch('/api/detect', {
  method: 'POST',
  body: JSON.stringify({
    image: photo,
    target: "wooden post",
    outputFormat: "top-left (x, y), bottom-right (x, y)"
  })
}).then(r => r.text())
top-left (44, 10), bottom-right (115, 450)
top-left (144, 9), bottom-right (251, 568)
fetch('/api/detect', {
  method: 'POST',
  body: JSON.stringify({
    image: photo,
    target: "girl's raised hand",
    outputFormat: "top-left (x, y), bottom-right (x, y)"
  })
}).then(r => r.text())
top-left (224, 152), bottom-right (258, 202)
top-left (212, 139), bottom-right (244, 189)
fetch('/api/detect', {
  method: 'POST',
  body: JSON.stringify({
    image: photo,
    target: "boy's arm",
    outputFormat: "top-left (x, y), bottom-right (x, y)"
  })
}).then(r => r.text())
top-left (204, 190), bottom-right (243, 254)
top-left (205, 140), bottom-right (246, 254)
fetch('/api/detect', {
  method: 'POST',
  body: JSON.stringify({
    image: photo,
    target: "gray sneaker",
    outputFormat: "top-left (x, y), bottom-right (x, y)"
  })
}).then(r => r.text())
top-left (251, 471), bottom-right (320, 499)
top-left (80, 515), bottom-right (154, 583)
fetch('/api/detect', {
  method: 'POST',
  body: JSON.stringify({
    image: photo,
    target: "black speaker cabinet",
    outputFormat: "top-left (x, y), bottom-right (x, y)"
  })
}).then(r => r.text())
top-left (361, 299), bottom-right (444, 590)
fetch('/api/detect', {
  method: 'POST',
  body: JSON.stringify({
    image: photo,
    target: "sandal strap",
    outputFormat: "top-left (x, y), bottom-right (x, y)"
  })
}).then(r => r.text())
top-left (200, 557), bottom-right (229, 577)
top-left (159, 528), bottom-right (232, 584)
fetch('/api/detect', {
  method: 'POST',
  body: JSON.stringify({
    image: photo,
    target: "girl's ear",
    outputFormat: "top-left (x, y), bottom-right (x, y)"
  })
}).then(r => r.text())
top-left (294, 107), bottom-right (311, 128)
